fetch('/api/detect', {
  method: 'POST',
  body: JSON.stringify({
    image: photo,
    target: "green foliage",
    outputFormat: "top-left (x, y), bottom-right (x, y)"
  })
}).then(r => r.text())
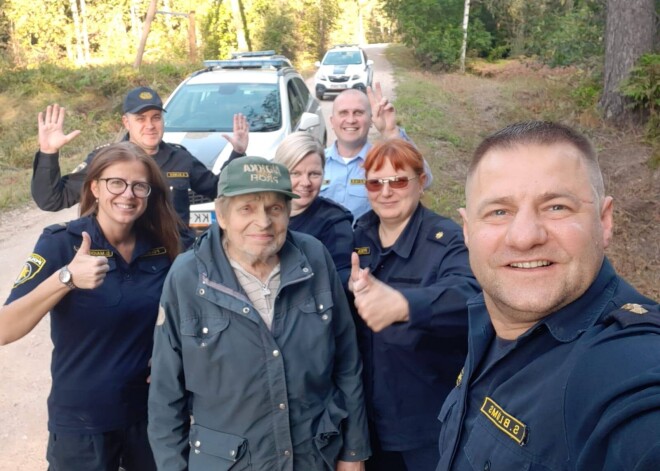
top-left (570, 74), bottom-right (602, 110)
top-left (620, 54), bottom-right (660, 158)
top-left (620, 54), bottom-right (660, 116)
top-left (201, 1), bottom-right (238, 60)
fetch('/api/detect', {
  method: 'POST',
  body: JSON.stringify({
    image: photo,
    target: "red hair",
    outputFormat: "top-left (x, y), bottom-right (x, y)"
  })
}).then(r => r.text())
top-left (363, 139), bottom-right (424, 176)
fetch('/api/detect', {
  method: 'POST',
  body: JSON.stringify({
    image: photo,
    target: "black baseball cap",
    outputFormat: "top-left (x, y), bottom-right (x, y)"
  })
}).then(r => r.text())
top-left (123, 86), bottom-right (165, 114)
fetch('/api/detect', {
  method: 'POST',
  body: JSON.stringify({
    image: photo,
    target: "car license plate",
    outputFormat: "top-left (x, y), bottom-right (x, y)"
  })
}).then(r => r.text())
top-left (190, 211), bottom-right (214, 227)
top-left (329, 84), bottom-right (348, 90)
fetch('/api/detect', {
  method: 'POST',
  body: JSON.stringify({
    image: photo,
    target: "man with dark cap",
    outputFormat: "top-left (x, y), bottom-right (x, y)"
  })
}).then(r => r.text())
top-left (31, 86), bottom-right (247, 247)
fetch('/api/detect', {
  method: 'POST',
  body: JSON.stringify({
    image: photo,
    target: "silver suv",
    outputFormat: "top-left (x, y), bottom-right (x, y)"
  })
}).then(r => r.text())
top-left (163, 51), bottom-right (326, 231)
top-left (314, 44), bottom-right (374, 100)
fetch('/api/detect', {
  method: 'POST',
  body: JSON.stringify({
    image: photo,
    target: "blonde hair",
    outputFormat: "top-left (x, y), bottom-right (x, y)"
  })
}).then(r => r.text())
top-left (273, 132), bottom-right (325, 171)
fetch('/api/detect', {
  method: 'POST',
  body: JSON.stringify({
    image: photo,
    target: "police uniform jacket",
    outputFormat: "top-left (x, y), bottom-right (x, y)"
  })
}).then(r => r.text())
top-left (5, 216), bottom-right (172, 434)
top-left (436, 259), bottom-right (660, 471)
top-left (31, 140), bottom-right (219, 226)
top-left (147, 224), bottom-right (370, 471)
top-left (353, 204), bottom-right (480, 451)
top-left (289, 196), bottom-right (354, 288)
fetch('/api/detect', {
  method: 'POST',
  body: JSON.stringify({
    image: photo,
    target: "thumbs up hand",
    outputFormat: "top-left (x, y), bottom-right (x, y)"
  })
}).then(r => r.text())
top-left (66, 232), bottom-right (110, 289)
top-left (349, 252), bottom-right (410, 332)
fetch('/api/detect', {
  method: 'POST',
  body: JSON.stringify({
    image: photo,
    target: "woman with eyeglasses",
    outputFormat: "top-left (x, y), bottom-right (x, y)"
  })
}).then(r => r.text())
top-left (0, 142), bottom-right (180, 471)
top-left (272, 131), bottom-right (354, 288)
top-left (349, 138), bottom-right (480, 471)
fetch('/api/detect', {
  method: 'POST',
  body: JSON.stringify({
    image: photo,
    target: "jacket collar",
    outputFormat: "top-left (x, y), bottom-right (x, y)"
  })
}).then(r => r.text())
top-left (356, 203), bottom-right (424, 259)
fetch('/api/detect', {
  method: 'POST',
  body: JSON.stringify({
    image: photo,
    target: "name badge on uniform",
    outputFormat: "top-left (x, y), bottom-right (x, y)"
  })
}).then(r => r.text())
top-left (480, 397), bottom-right (528, 446)
top-left (167, 172), bottom-right (189, 178)
top-left (350, 178), bottom-right (365, 185)
top-left (355, 247), bottom-right (370, 256)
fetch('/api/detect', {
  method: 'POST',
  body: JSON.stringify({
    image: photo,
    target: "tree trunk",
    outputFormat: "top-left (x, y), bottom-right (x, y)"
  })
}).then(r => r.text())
top-left (134, 0), bottom-right (158, 68)
top-left (230, 0), bottom-right (248, 52)
top-left (600, 0), bottom-right (656, 123)
top-left (188, 11), bottom-right (197, 62)
top-left (80, 0), bottom-right (90, 63)
top-left (460, 0), bottom-right (470, 73)
top-left (69, 0), bottom-right (84, 64)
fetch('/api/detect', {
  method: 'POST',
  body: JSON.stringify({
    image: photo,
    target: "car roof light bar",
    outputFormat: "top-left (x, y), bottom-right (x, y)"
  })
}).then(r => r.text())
top-left (231, 50), bottom-right (277, 58)
top-left (203, 58), bottom-right (291, 70)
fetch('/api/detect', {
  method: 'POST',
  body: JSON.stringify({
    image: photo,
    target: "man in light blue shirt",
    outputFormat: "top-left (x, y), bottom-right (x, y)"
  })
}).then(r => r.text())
top-left (321, 85), bottom-right (432, 219)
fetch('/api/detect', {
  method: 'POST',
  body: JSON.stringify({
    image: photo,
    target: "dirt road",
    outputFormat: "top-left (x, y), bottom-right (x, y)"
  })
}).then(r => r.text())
top-left (0, 204), bottom-right (78, 471)
top-left (0, 43), bottom-right (395, 470)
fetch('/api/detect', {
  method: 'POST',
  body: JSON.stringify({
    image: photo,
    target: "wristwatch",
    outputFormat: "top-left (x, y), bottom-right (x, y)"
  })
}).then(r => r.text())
top-left (58, 266), bottom-right (76, 290)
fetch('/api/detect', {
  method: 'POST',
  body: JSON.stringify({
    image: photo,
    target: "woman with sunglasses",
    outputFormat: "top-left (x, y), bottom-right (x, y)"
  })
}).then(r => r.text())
top-left (272, 132), bottom-right (354, 288)
top-left (349, 138), bottom-right (480, 471)
top-left (0, 142), bottom-right (180, 471)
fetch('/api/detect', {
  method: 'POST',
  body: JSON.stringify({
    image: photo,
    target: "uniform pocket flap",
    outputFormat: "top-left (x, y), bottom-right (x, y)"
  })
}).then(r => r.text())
top-left (181, 316), bottom-right (230, 337)
top-left (189, 424), bottom-right (247, 461)
top-left (298, 292), bottom-right (335, 316)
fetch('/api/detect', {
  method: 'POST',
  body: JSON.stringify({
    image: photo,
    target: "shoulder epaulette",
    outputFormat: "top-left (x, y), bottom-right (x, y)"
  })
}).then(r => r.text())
top-left (43, 223), bottom-right (68, 234)
top-left (603, 303), bottom-right (660, 328)
top-left (426, 225), bottom-right (452, 245)
top-left (168, 142), bottom-right (190, 152)
top-left (93, 142), bottom-right (112, 152)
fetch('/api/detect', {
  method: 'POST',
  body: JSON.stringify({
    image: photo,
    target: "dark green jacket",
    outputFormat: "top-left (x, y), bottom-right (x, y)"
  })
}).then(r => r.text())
top-left (148, 224), bottom-right (370, 470)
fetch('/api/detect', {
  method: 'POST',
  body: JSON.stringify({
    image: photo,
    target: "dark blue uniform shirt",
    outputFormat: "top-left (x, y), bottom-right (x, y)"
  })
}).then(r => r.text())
top-left (436, 259), bottom-right (660, 471)
top-left (289, 196), bottom-right (353, 288)
top-left (353, 204), bottom-right (480, 451)
top-left (6, 216), bottom-right (171, 434)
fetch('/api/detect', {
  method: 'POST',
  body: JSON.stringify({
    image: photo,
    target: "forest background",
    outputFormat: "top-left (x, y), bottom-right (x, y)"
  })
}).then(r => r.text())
top-left (0, 0), bottom-right (658, 298)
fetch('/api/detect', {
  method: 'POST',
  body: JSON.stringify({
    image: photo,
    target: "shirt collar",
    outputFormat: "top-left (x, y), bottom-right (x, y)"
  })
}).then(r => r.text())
top-left (326, 140), bottom-right (372, 162)
top-left (358, 203), bottom-right (424, 259)
top-left (532, 258), bottom-right (618, 342)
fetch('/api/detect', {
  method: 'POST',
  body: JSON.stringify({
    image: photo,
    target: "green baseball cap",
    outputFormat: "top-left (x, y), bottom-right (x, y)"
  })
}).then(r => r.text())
top-left (217, 156), bottom-right (299, 199)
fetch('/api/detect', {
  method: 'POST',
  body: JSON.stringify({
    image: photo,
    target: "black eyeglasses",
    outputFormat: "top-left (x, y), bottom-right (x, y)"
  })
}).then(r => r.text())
top-left (365, 175), bottom-right (419, 192)
top-left (98, 178), bottom-right (152, 198)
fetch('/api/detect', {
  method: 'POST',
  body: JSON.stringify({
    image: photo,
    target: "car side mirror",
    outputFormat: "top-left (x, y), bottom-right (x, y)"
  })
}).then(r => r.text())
top-left (298, 112), bottom-right (321, 131)
top-left (367, 59), bottom-right (374, 66)
top-left (314, 61), bottom-right (321, 68)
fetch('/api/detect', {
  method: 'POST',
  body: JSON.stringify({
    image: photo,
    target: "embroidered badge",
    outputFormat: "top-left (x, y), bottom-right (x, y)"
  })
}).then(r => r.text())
top-left (87, 249), bottom-right (114, 257)
top-left (456, 367), bottom-right (464, 387)
top-left (72, 162), bottom-right (87, 174)
top-left (435, 231), bottom-right (444, 240)
top-left (14, 254), bottom-right (46, 287)
top-left (156, 305), bottom-right (166, 326)
top-left (350, 178), bottom-right (366, 185)
top-left (142, 247), bottom-right (167, 257)
top-left (167, 172), bottom-right (189, 178)
top-left (355, 247), bottom-right (371, 256)
top-left (621, 303), bottom-right (648, 314)
top-left (480, 397), bottom-right (528, 446)
top-left (139, 91), bottom-right (154, 100)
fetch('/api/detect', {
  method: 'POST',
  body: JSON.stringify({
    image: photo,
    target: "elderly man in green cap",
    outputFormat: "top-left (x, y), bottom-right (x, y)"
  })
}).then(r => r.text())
top-left (148, 156), bottom-right (370, 471)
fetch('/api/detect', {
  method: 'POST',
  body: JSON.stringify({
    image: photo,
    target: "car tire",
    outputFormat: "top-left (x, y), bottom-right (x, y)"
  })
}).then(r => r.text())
top-left (316, 91), bottom-right (324, 101)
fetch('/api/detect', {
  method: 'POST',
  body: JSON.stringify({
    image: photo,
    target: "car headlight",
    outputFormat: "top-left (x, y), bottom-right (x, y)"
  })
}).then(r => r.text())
top-left (318, 73), bottom-right (327, 81)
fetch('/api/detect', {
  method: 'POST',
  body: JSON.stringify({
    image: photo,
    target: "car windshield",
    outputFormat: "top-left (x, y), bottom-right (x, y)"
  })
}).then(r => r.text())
top-left (322, 51), bottom-right (362, 66)
top-left (164, 83), bottom-right (282, 132)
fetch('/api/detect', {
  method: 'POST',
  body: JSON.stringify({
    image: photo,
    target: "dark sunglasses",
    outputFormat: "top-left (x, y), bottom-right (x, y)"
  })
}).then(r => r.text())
top-left (365, 175), bottom-right (419, 192)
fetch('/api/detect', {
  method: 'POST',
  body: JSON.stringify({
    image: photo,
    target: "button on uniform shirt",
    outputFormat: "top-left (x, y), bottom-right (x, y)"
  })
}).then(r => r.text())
top-left (436, 259), bottom-right (660, 471)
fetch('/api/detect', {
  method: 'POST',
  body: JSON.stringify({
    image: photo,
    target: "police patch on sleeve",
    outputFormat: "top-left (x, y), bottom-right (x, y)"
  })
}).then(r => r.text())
top-left (14, 254), bottom-right (46, 287)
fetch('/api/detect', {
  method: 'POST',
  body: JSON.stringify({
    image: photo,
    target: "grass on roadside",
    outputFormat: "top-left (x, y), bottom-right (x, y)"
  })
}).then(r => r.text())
top-left (0, 62), bottom-right (199, 211)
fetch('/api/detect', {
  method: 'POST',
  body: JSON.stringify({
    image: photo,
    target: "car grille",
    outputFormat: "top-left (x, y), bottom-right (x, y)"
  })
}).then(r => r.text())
top-left (188, 190), bottom-right (212, 205)
top-left (329, 76), bottom-right (349, 83)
